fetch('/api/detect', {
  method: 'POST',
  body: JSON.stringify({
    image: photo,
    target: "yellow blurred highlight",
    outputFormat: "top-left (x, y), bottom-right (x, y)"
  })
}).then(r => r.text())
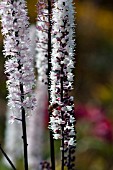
top-left (92, 84), bottom-right (113, 102)
top-left (76, 2), bottom-right (113, 43)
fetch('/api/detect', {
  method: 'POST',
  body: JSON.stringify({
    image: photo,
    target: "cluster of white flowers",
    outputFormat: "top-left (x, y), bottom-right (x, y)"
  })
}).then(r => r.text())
top-left (49, 0), bottom-right (76, 147)
top-left (35, 0), bottom-right (48, 84)
top-left (3, 25), bottom-right (36, 168)
top-left (0, 0), bottom-right (36, 115)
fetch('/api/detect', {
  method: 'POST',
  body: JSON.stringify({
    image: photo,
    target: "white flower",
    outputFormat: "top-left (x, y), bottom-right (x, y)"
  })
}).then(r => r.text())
top-left (52, 110), bottom-right (59, 116)
top-left (35, 2), bottom-right (48, 84)
top-left (56, 118), bottom-right (62, 125)
top-left (0, 0), bottom-right (36, 115)
top-left (67, 72), bottom-right (74, 82)
top-left (66, 106), bottom-right (72, 111)
top-left (53, 134), bottom-right (61, 139)
top-left (49, 0), bottom-right (76, 147)
top-left (53, 63), bottom-right (61, 71)
top-left (61, 107), bottom-right (67, 112)
top-left (68, 138), bottom-right (75, 146)
top-left (70, 115), bottom-right (75, 123)
top-left (8, 115), bottom-right (15, 124)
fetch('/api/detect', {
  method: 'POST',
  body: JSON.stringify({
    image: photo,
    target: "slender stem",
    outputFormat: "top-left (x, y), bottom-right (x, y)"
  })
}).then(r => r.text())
top-left (0, 144), bottom-right (16, 170)
top-left (18, 61), bottom-right (28, 170)
top-left (68, 147), bottom-right (71, 170)
top-left (48, 0), bottom-right (55, 169)
top-left (61, 65), bottom-right (64, 170)
top-left (15, 118), bottom-right (22, 122)
top-left (20, 84), bottom-right (28, 170)
top-left (60, 4), bottom-right (66, 168)
top-left (21, 105), bottom-right (28, 170)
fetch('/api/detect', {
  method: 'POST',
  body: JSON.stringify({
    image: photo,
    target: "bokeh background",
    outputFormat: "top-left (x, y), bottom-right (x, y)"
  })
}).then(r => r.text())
top-left (0, 0), bottom-right (113, 169)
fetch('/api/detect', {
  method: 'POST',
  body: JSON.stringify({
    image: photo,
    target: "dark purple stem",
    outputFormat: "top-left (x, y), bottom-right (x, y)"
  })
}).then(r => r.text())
top-left (18, 60), bottom-right (28, 170)
top-left (0, 144), bottom-right (16, 170)
top-left (47, 0), bottom-right (55, 169)
top-left (61, 64), bottom-right (65, 170)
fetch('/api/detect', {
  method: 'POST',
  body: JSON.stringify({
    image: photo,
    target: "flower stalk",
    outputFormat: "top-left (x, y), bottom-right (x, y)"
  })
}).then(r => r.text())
top-left (36, 0), bottom-right (55, 169)
top-left (0, 0), bottom-right (36, 170)
top-left (48, 0), bottom-right (55, 169)
top-left (61, 64), bottom-right (65, 170)
top-left (19, 79), bottom-right (28, 170)
top-left (49, 0), bottom-right (76, 169)
top-left (0, 144), bottom-right (16, 170)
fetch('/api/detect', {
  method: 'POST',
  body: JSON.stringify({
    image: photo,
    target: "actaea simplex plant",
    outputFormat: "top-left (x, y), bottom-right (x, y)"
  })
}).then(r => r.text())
top-left (0, 0), bottom-right (76, 170)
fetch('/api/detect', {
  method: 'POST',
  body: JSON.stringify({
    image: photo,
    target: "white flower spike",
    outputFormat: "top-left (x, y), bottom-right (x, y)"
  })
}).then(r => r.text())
top-left (50, 0), bottom-right (76, 147)
top-left (0, 0), bottom-right (36, 116)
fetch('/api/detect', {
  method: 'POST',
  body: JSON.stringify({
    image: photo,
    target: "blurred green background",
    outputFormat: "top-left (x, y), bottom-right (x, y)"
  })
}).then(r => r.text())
top-left (0, 0), bottom-right (113, 170)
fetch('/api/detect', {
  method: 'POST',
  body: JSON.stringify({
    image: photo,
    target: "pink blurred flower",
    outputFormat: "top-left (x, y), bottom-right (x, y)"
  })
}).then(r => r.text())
top-left (92, 118), bottom-right (113, 143)
top-left (75, 104), bottom-right (88, 119)
top-left (75, 104), bottom-right (113, 142)
top-left (86, 106), bottom-right (104, 122)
